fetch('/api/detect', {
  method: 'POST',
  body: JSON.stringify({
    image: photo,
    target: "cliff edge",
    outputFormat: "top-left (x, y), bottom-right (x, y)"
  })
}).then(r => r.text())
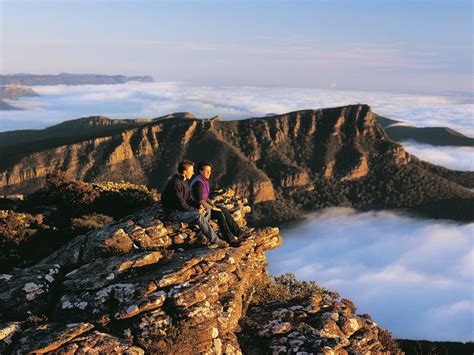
top-left (0, 189), bottom-right (400, 354)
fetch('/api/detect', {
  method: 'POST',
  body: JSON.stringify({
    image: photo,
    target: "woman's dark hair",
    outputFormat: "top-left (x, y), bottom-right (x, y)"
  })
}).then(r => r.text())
top-left (197, 161), bottom-right (212, 172)
top-left (177, 160), bottom-right (194, 174)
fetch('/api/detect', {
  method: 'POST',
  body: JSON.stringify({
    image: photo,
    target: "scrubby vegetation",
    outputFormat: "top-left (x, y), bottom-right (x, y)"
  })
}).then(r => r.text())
top-left (252, 272), bottom-right (327, 304)
top-left (397, 339), bottom-right (474, 354)
top-left (250, 156), bottom-right (474, 226)
top-left (0, 172), bottom-right (159, 272)
top-left (248, 194), bottom-right (305, 227)
top-left (0, 210), bottom-right (45, 270)
top-left (91, 181), bottom-right (158, 218)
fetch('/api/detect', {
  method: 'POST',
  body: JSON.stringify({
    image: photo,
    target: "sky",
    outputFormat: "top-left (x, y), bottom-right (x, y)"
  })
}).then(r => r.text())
top-left (267, 208), bottom-right (474, 341)
top-left (0, 1), bottom-right (473, 342)
top-left (1, 0), bottom-right (473, 93)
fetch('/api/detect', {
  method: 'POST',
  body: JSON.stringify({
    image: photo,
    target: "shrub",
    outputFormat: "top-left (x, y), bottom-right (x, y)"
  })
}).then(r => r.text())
top-left (71, 213), bottom-right (113, 234)
top-left (252, 272), bottom-right (327, 304)
top-left (248, 197), bottom-right (303, 227)
top-left (0, 210), bottom-right (44, 272)
top-left (25, 171), bottom-right (99, 217)
top-left (91, 181), bottom-right (159, 219)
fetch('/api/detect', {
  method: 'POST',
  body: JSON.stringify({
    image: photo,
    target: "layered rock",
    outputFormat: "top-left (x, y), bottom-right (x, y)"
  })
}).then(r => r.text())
top-left (0, 190), bottom-right (399, 354)
top-left (0, 105), bottom-right (403, 199)
top-left (239, 293), bottom-right (401, 354)
top-left (1, 104), bottom-right (473, 223)
top-left (0, 190), bottom-right (276, 353)
top-left (0, 85), bottom-right (39, 100)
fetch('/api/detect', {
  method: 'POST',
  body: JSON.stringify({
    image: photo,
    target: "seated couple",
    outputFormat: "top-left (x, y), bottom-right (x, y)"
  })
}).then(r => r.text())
top-left (161, 160), bottom-right (249, 247)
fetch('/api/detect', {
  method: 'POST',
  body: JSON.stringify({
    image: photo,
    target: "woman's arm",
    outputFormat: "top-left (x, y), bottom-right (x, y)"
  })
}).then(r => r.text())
top-left (192, 181), bottom-right (218, 210)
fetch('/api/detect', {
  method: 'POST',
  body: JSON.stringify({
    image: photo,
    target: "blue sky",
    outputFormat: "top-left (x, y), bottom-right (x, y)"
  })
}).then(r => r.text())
top-left (1, 0), bottom-right (473, 93)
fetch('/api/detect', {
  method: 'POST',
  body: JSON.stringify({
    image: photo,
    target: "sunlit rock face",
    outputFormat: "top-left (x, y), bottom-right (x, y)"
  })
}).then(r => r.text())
top-left (2, 104), bottom-right (473, 223)
top-left (0, 104), bottom-right (406, 198)
top-left (0, 189), bottom-right (400, 354)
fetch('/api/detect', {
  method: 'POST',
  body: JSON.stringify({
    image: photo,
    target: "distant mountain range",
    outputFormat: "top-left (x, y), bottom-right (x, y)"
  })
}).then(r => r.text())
top-left (0, 73), bottom-right (154, 86)
top-left (0, 104), bottom-right (472, 223)
top-left (375, 114), bottom-right (474, 147)
top-left (0, 85), bottom-right (40, 111)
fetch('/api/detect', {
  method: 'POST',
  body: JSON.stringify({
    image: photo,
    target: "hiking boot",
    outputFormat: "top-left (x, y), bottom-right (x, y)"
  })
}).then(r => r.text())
top-left (239, 229), bottom-right (253, 239)
top-left (229, 237), bottom-right (243, 247)
top-left (210, 239), bottom-right (229, 248)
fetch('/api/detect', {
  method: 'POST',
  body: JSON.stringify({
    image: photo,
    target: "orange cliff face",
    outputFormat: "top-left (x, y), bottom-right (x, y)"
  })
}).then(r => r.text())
top-left (0, 104), bottom-right (410, 203)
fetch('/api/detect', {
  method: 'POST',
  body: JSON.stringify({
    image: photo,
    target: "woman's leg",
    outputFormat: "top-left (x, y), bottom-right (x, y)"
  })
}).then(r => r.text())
top-left (211, 209), bottom-right (235, 242)
top-left (219, 207), bottom-right (243, 237)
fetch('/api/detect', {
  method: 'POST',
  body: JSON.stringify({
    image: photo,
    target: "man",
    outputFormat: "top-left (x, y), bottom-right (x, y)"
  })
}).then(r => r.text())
top-left (161, 160), bottom-right (227, 247)
top-left (190, 161), bottom-right (249, 246)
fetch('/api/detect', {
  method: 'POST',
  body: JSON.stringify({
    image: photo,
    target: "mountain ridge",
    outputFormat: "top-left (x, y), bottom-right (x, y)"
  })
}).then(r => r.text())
top-left (374, 113), bottom-right (473, 146)
top-left (1, 104), bottom-right (473, 223)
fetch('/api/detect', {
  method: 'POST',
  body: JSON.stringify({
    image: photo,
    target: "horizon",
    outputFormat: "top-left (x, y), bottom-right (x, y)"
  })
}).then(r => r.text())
top-left (1, 0), bottom-right (473, 94)
top-left (0, 0), bottom-right (473, 348)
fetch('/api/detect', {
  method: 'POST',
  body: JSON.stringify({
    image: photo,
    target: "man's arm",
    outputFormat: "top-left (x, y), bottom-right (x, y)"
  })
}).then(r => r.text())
top-left (174, 181), bottom-right (198, 212)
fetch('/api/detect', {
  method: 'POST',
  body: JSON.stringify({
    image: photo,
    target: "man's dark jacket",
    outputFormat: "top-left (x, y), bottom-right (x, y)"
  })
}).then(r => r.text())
top-left (161, 174), bottom-right (200, 216)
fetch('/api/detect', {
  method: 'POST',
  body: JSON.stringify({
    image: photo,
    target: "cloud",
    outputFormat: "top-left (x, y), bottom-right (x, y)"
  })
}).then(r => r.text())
top-left (402, 140), bottom-right (474, 171)
top-left (266, 208), bottom-right (474, 341)
top-left (1, 82), bottom-right (472, 171)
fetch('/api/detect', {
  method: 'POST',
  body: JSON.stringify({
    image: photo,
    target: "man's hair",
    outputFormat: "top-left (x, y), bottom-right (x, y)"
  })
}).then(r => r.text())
top-left (177, 160), bottom-right (194, 174)
top-left (197, 161), bottom-right (212, 172)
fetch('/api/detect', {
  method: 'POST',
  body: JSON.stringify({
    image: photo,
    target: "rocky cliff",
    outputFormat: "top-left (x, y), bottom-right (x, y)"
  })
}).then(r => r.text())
top-left (1, 104), bottom-right (473, 222)
top-left (0, 85), bottom-right (39, 100)
top-left (0, 190), bottom-right (400, 354)
top-left (0, 85), bottom-right (39, 111)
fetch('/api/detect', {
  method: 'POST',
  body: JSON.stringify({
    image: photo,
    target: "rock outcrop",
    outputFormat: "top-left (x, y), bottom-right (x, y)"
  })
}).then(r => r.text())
top-left (0, 104), bottom-right (414, 196)
top-left (2, 104), bottom-right (473, 223)
top-left (0, 190), bottom-right (399, 354)
top-left (0, 85), bottom-right (39, 101)
top-left (239, 293), bottom-right (400, 354)
top-left (0, 85), bottom-right (39, 111)
top-left (1, 104), bottom-right (474, 224)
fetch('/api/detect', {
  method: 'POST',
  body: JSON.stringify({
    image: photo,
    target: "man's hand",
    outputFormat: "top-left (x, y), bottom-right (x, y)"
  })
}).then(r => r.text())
top-left (199, 207), bottom-right (206, 214)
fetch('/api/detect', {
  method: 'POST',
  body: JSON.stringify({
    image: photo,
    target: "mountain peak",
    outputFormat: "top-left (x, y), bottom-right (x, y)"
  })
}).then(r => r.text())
top-left (1, 105), bottom-right (472, 223)
top-left (49, 116), bottom-right (119, 130)
top-left (154, 112), bottom-right (197, 121)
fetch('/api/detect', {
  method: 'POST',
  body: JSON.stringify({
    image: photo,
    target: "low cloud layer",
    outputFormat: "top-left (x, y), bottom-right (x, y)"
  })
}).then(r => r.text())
top-left (1, 82), bottom-right (472, 171)
top-left (2, 81), bottom-right (473, 133)
top-left (266, 208), bottom-right (474, 341)
top-left (402, 140), bottom-right (474, 171)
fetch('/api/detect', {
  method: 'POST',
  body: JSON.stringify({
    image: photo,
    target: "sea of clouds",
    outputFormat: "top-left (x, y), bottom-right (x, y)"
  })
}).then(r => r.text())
top-left (266, 208), bottom-right (474, 341)
top-left (1, 81), bottom-right (472, 171)
top-left (401, 140), bottom-right (474, 171)
top-left (1, 82), bottom-right (472, 342)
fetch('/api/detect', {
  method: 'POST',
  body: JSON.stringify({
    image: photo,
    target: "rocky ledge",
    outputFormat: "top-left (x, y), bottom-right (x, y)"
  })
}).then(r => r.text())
top-left (0, 190), bottom-right (400, 354)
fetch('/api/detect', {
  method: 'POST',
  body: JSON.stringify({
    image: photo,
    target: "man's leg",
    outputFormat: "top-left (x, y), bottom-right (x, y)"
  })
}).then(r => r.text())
top-left (175, 211), bottom-right (219, 243)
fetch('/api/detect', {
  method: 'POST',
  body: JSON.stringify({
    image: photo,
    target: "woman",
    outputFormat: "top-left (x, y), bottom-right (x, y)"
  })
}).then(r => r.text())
top-left (189, 161), bottom-right (250, 246)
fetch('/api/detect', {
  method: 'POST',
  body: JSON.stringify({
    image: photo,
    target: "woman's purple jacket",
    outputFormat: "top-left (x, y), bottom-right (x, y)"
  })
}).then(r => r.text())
top-left (189, 174), bottom-right (210, 202)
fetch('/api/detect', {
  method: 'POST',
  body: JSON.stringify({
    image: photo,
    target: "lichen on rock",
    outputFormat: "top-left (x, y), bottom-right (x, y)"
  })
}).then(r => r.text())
top-left (0, 188), bottom-right (400, 354)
